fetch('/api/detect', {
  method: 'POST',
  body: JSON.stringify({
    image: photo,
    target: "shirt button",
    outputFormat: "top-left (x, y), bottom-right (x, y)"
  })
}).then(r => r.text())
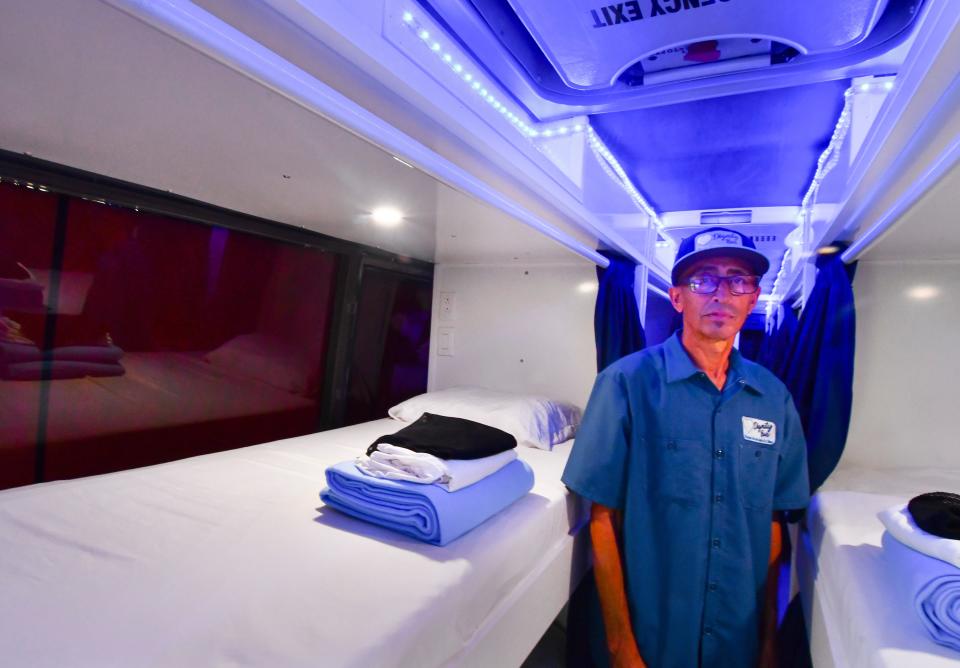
top-left (704, 626), bottom-right (713, 636)
top-left (708, 582), bottom-right (718, 592)
top-left (667, 440), bottom-right (677, 450)
top-left (714, 494), bottom-right (724, 503)
top-left (712, 538), bottom-right (721, 548)
top-left (715, 449), bottom-right (725, 459)
top-left (738, 379), bottom-right (746, 385)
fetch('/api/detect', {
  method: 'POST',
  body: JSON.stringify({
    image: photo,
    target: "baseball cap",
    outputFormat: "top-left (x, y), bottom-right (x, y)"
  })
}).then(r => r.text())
top-left (671, 227), bottom-right (770, 286)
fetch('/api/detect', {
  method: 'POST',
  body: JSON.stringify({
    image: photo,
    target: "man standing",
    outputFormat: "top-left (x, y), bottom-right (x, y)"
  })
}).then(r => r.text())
top-left (562, 227), bottom-right (809, 667)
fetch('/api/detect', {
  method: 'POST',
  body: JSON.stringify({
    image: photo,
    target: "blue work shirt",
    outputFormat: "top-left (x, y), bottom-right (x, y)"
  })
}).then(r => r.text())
top-left (562, 332), bottom-right (809, 668)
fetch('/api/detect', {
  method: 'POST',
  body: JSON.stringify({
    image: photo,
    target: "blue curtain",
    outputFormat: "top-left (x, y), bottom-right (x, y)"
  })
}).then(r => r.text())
top-left (758, 305), bottom-right (799, 379)
top-left (780, 252), bottom-right (858, 492)
top-left (594, 251), bottom-right (646, 371)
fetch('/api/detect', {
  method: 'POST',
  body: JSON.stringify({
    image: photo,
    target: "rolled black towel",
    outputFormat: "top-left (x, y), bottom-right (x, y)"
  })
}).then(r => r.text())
top-left (368, 412), bottom-right (517, 460)
top-left (908, 492), bottom-right (960, 540)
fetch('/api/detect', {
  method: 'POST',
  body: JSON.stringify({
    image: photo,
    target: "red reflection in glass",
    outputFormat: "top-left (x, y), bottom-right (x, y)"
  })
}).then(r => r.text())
top-left (1, 191), bottom-right (338, 487)
top-left (0, 181), bottom-right (59, 488)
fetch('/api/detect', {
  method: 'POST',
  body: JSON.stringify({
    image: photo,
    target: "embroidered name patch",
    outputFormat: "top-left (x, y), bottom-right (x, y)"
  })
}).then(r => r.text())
top-left (742, 417), bottom-right (776, 445)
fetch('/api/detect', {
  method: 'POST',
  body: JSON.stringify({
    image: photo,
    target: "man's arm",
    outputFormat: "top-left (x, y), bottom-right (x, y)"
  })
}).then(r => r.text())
top-left (590, 503), bottom-right (647, 668)
top-left (758, 514), bottom-right (784, 668)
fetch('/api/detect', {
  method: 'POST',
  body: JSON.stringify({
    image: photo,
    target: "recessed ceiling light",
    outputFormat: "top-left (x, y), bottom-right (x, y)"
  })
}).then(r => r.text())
top-left (577, 281), bottom-right (598, 294)
top-left (907, 285), bottom-right (939, 301)
top-left (371, 206), bottom-right (403, 227)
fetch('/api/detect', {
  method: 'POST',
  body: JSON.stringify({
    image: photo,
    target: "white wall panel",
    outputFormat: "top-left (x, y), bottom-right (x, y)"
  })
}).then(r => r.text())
top-left (427, 263), bottom-right (598, 409)
top-left (843, 259), bottom-right (960, 468)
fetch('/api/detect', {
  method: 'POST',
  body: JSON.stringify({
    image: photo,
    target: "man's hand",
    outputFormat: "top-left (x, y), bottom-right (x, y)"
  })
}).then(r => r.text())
top-left (758, 516), bottom-right (784, 668)
top-left (591, 503), bottom-right (647, 668)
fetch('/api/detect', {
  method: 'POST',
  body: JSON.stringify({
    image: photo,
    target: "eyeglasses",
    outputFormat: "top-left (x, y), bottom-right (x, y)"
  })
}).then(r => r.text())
top-left (685, 274), bottom-right (760, 295)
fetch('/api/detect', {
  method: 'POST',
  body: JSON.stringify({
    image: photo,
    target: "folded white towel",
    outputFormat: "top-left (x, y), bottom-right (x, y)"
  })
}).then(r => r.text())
top-left (355, 444), bottom-right (518, 493)
top-left (879, 503), bottom-right (960, 569)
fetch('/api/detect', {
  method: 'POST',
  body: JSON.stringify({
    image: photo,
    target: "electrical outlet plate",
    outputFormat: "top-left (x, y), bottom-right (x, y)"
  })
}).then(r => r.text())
top-left (438, 292), bottom-right (456, 321)
top-left (437, 327), bottom-right (454, 356)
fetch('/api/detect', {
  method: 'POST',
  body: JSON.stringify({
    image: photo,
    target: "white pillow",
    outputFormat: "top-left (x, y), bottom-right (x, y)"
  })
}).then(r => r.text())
top-left (388, 386), bottom-right (582, 450)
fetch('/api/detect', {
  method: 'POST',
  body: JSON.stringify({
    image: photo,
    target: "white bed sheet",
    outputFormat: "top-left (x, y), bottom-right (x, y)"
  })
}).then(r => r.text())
top-left (0, 419), bottom-right (586, 668)
top-left (800, 466), bottom-right (960, 668)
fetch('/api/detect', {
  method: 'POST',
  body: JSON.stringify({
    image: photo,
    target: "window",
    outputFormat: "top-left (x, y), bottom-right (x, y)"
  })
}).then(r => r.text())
top-left (0, 180), bottom-right (59, 488)
top-left (0, 182), bottom-right (343, 485)
top-left (344, 268), bottom-right (432, 425)
top-left (0, 155), bottom-right (435, 490)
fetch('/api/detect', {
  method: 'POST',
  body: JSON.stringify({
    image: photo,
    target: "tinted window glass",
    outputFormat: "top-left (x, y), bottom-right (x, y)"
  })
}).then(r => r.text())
top-left (0, 181), bottom-right (58, 488)
top-left (344, 268), bottom-right (432, 425)
top-left (1, 188), bottom-right (339, 486)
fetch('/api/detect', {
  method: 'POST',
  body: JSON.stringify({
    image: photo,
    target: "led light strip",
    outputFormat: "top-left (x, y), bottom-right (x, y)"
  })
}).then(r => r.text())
top-left (586, 126), bottom-right (662, 227)
top-left (766, 78), bottom-right (895, 325)
top-left (401, 11), bottom-right (580, 139)
top-left (400, 9), bottom-right (661, 226)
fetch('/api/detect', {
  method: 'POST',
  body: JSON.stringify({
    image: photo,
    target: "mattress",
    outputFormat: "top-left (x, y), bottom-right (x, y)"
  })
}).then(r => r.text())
top-left (0, 419), bottom-right (587, 667)
top-left (799, 466), bottom-right (960, 668)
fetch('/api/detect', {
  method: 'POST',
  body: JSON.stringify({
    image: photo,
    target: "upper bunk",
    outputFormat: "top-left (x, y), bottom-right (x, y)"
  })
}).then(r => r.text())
top-left (1, 0), bottom-right (956, 319)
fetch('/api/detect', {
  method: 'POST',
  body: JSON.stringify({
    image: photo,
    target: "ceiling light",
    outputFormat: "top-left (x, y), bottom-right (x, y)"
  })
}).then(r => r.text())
top-left (907, 285), bottom-right (939, 301)
top-left (371, 206), bottom-right (403, 227)
top-left (577, 281), bottom-right (598, 294)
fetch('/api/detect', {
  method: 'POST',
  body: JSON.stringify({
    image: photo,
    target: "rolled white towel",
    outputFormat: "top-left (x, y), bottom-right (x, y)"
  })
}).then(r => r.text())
top-left (355, 444), bottom-right (518, 492)
top-left (879, 503), bottom-right (960, 568)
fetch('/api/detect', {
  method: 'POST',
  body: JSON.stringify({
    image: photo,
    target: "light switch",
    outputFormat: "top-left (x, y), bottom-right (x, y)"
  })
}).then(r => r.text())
top-left (438, 292), bottom-right (456, 321)
top-left (437, 327), bottom-right (454, 356)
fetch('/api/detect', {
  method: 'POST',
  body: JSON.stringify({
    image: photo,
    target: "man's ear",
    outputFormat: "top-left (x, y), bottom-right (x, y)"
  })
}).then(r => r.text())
top-left (668, 286), bottom-right (683, 313)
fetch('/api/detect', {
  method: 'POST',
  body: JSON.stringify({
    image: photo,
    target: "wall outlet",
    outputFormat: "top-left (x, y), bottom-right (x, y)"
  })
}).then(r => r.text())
top-left (438, 292), bottom-right (456, 321)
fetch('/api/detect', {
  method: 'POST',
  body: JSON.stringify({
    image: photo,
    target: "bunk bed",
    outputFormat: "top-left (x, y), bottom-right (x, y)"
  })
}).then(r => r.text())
top-left (0, 417), bottom-right (589, 667)
top-left (798, 466), bottom-right (960, 668)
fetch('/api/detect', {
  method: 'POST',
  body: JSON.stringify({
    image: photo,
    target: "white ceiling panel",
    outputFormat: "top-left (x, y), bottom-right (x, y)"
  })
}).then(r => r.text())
top-left (0, 0), bottom-right (591, 265)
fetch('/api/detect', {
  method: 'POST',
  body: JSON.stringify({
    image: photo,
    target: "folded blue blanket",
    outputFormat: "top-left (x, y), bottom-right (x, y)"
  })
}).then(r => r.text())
top-left (881, 529), bottom-right (960, 652)
top-left (0, 342), bottom-right (124, 364)
top-left (916, 574), bottom-right (960, 651)
top-left (320, 459), bottom-right (534, 546)
top-left (4, 361), bottom-right (125, 381)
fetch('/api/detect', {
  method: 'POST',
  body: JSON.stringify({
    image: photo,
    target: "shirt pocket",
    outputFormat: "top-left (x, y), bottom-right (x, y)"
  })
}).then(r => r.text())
top-left (651, 437), bottom-right (705, 507)
top-left (739, 442), bottom-right (779, 510)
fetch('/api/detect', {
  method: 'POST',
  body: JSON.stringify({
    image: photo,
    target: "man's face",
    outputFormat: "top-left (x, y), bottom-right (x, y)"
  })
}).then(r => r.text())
top-left (668, 256), bottom-right (760, 343)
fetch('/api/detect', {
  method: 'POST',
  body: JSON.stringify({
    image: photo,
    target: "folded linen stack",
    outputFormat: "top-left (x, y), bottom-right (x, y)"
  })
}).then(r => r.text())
top-left (321, 413), bottom-right (534, 545)
top-left (0, 326), bottom-right (125, 380)
top-left (880, 502), bottom-right (960, 651)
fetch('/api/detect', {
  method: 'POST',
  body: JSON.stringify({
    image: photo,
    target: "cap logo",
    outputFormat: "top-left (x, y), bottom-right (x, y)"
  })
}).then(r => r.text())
top-left (696, 231), bottom-right (742, 248)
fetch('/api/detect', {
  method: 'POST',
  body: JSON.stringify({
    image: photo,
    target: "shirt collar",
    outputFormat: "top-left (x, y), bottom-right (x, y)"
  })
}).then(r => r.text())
top-left (663, 331), bottom-right (765, 394)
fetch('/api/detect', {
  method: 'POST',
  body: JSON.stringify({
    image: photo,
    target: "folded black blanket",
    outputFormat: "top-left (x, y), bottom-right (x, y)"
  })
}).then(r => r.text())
top-left (909, 492), bottom-right (960, 540)
top-left (368, 412), bottom-right (517, 460)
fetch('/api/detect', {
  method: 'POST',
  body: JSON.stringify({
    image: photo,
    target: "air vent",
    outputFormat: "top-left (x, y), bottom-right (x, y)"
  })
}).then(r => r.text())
top-left (700, 210), bottom-right (752, 225)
